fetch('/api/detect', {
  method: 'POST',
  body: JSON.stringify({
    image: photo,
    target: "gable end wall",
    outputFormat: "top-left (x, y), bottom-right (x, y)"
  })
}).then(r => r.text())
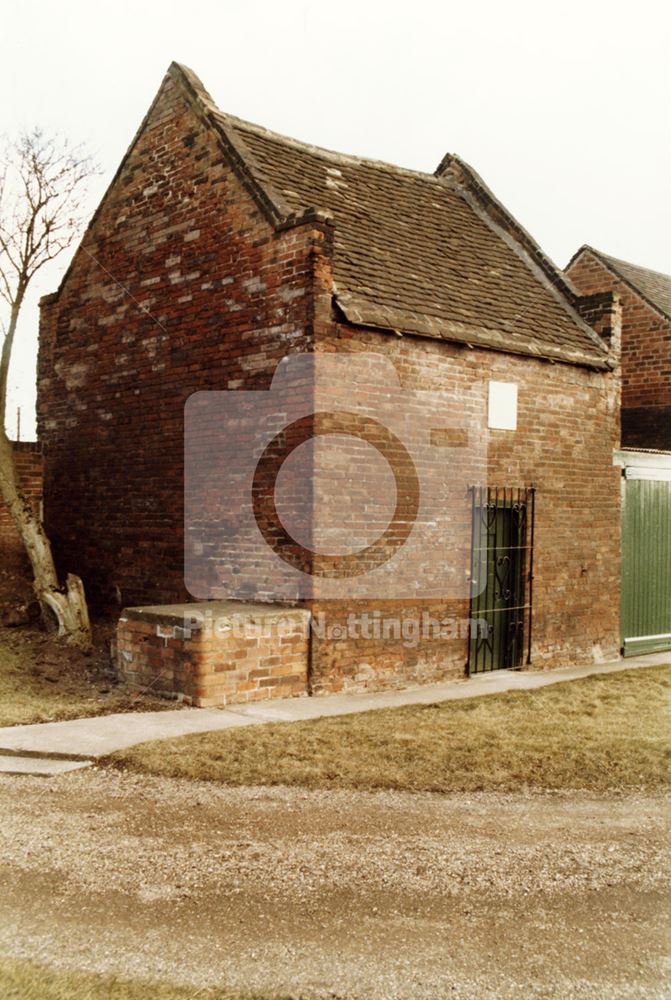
top-left (37, 73), bottom-right (321, 612)
top-left (568, 252), bottom-right (671, 449)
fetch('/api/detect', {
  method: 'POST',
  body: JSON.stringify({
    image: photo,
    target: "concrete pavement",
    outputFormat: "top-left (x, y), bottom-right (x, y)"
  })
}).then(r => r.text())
top-left (0, 650), bottom-right (667, 774)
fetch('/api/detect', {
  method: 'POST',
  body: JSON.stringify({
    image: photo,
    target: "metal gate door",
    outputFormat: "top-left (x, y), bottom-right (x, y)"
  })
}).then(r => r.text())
top-left (468, 486), bottom-right (535, 674)
top-left (621, 463), bottom-right (671, 656)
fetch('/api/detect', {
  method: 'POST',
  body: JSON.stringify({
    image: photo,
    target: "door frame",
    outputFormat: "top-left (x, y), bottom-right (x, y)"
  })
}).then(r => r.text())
top-left (615, 448), bottom-right (671, 657)
top-left (467, 485), bottom-right (535, 675)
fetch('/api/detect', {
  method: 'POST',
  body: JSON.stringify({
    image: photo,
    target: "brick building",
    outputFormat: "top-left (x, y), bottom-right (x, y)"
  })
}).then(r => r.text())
top-left (567, 246), bottom-right (671, 450)
top-left (567, 247), bottom-right (671, 659)
top-left (38, 64), bottom-right (622, 700)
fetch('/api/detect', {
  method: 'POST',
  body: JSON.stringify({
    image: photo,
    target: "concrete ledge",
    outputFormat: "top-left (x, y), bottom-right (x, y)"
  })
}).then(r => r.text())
top-left (121, 600), bottom-right (311, 630)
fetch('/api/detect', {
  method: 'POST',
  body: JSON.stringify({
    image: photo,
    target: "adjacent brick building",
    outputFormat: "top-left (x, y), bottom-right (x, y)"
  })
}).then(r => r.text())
top-left (38, 63), bottom-right (622, 700)
top-left (567, 246), bottom-right (671, 450)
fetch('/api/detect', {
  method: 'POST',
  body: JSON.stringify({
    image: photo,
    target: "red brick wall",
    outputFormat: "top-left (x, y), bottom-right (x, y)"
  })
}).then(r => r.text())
top-left (38, 68), bottom-right (621, 692)
top-left (305, 325), bottom-right (621, 692)
top-left (38, 70), bottom-right (320, 613)
top-left (0, 442), bottom-right (42, 607)
top-left (117, 604), bottom-right (309, 707)
top-left (567, 251), bottom-right (671, 448)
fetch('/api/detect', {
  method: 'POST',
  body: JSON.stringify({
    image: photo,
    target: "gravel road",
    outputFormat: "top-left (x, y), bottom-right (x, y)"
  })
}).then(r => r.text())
top-left (0, 769), bottom-right (669, 998)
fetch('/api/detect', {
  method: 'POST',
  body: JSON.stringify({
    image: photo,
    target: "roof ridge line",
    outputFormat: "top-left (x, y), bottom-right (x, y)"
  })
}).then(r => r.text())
top-left (220, 109), bottom-right (444, 182)
top-left (595, 246), bottom-right (671, 282)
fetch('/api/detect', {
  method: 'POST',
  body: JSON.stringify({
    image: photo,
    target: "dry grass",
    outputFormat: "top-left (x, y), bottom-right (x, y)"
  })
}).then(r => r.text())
top-left (0, 957), bottom-right (281, 999)
top-left (0, 626), bottom-right (176, 727)
top-left (109, 666), bottom-right (671, 794)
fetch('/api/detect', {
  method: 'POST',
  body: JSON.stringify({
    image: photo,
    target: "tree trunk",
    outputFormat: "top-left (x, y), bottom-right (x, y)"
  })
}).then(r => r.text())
top-left (0, 135), bottom-right (98, 652)
top-left (0, 428), bottom-right (91, 650)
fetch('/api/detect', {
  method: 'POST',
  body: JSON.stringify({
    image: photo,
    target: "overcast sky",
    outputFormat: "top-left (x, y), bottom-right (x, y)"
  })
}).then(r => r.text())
top-left (2, 0), bottom-right (670, 437)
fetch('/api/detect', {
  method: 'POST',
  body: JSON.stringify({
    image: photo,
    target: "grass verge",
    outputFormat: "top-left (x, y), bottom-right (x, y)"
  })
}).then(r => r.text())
top-left (0, 626), bottom-right (176, 727)
top-left (0, 956), bottom-right (281, 999)
top-left (107, 665), bottom-right (671, 794)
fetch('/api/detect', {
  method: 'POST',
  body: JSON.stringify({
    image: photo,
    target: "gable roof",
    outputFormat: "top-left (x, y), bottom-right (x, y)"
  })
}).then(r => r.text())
top-left (173, 65), bottom-right (611, 369)
top-left (46, 62), bottom-right (611, 371)
top-left (567, 246), bottom-right (671, 324)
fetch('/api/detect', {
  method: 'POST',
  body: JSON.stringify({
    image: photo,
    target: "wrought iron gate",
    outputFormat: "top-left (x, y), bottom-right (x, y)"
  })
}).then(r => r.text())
top-left (468, 486), bottom-right (535, 674)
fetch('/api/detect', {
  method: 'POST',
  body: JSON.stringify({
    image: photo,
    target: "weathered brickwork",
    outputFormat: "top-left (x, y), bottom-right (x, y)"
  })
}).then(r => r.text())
top-left (306, 322), bottom-right (622, 693)
top-left (116, 603), bottom-right (309, 706)
top-left (39, 65), bottom-right (622, 699)
top-left (568, 250), bottom-right (671, 449)
top-left (0, 442), bottom-right (42, 605)
top-left (38, 71), bottom-right (321, 613)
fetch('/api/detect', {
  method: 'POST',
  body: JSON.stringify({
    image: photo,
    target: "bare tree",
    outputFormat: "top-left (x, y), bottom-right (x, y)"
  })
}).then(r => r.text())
top-left (0, 129), bottom-right (97, 649)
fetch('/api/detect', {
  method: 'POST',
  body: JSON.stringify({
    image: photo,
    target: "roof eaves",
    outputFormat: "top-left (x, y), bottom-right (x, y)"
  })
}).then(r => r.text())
top-left (335, 291), bottom-right (612, 370)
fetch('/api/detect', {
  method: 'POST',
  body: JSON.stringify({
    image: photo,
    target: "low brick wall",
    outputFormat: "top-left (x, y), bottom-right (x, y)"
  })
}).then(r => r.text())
top-left (116, 601), bottom-right (310, 707)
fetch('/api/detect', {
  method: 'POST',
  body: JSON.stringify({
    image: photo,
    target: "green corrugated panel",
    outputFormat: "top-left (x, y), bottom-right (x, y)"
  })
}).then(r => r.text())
top-left (622, 478), bottom-right (671, 656)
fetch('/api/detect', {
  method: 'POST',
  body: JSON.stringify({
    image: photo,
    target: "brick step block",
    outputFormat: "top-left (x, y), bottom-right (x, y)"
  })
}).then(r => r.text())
top-left (116, 601), bottom-right (310, 707)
